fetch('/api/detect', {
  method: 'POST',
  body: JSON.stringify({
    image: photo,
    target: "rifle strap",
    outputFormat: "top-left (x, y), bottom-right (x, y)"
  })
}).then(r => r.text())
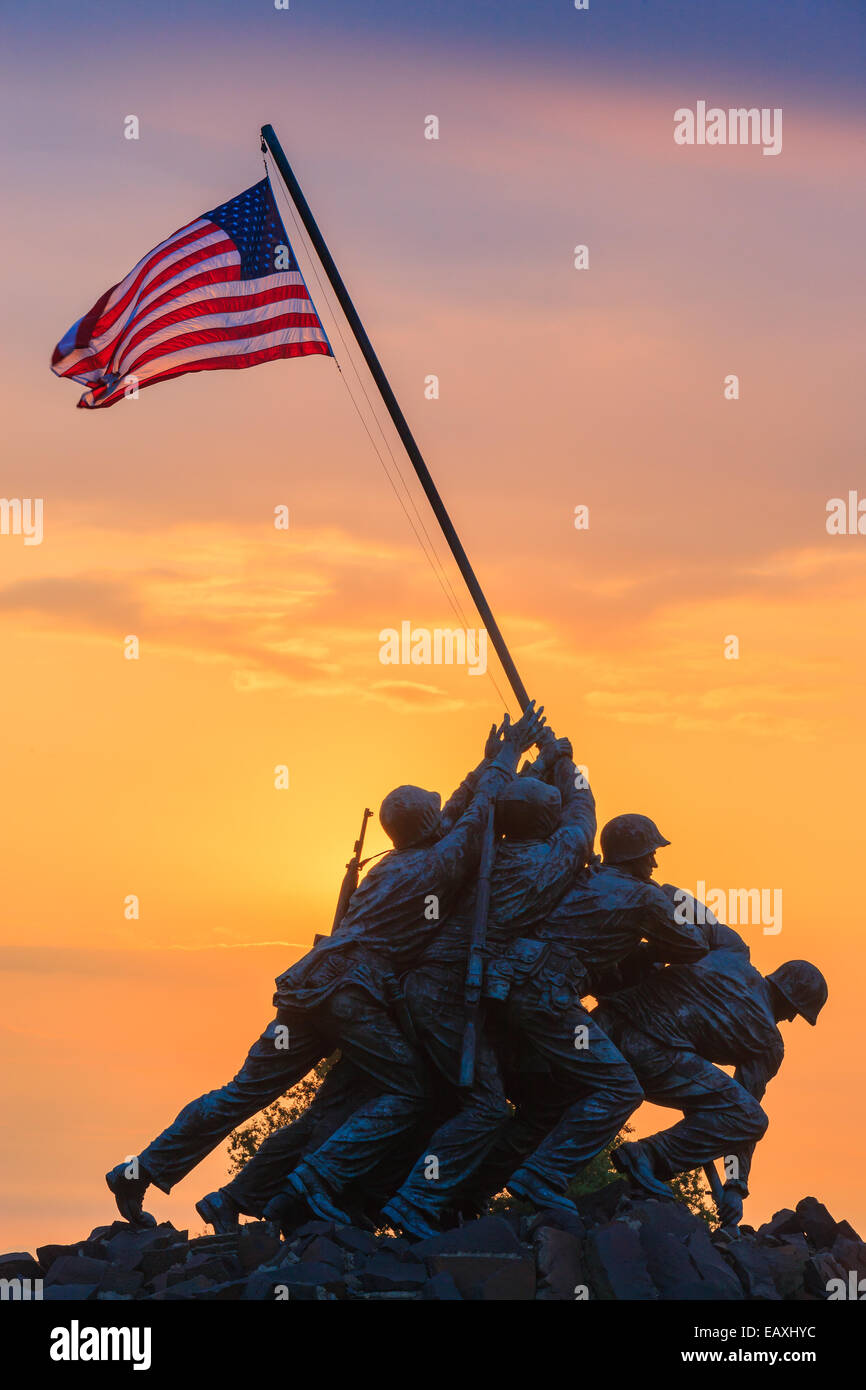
top-left (358, 849), bottom-right (390, 869)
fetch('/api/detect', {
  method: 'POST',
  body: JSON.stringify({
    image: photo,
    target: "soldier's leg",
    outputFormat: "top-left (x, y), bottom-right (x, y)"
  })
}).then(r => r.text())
top-left (130, 1016), bottom-right (323, 1194)
top-left (452, 1000), bottom-right (569, 1208)
top-left (214, 1059), bottom-right (372, 1218)
top-left (607, 1024), bottom-right (768, 1181)
top-left (344, 1066), bottom-right (457, 1222)
top-left (383, 966), bottom-right (510, 1232)
top-left (503, 991), bottom-right (643, 1203)
top-left (461, 1068), bottom-right (565, 1208)
top-left (286, 986), bottom-right (431, 1211)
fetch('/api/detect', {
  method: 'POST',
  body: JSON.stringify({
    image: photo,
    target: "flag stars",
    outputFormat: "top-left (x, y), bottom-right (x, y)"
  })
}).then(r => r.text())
top-left (204, 179), bottom-right (294, 279)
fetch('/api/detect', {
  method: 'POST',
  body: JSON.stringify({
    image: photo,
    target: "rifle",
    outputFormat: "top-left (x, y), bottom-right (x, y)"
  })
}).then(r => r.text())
top-left (703, 1160), bottom-right (740, 1239)
top-left (458, 796), bottom-right (498, 1089)
top-left (332, 806), bottom-right (374, 932)
top-left (313, 807), bottom-right (373, 947)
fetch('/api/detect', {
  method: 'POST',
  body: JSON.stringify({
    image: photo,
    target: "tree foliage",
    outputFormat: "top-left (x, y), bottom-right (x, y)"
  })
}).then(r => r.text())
top-left (225, 1058), bottom-right (333, 1179)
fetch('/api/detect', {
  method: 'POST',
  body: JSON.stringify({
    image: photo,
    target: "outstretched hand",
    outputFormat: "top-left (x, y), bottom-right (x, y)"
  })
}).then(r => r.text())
top-left (484, 719), bottom-right (506, 760)
top-left (536, 729), bottom-right (574, 772)
top-left (536, 725), bottom-right (557, 755)
top-left (503, 700), bottom-right (547, 754)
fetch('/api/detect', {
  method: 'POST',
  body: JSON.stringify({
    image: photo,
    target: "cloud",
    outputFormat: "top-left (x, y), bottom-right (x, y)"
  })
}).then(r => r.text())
top-left (0, 943), bottom-right (304, 979)
top-left (1, 517), bottom-right (863, 739)
top-left (168, 940), bottom-right (308, 951)
top-left (0, 520), bottom-right (509, 704)
top-left (0, 574), bottom-right (144, 630)
top-left (369, 679), bottom-right (466, 712)
top-left (584, 684), bottom-right (821, 740)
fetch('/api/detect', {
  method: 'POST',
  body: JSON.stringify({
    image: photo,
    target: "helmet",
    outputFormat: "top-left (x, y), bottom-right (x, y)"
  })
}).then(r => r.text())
top-left (495, 778), bottom-right (561, 840)
top-left (766, 960), bottom-right (828, 1026)
top-left (600, 814), bottom-right (671, 865)
top-left (379, 785), bottom-right (441, 849)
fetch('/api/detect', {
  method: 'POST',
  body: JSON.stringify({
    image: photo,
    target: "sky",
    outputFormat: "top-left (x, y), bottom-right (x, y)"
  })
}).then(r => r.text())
top-left (1, 1), bottom-right (865, 1251)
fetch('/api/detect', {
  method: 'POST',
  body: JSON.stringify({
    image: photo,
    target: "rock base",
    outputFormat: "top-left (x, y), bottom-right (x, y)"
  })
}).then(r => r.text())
top-left (3, 1188), bottom-right (863, 1301)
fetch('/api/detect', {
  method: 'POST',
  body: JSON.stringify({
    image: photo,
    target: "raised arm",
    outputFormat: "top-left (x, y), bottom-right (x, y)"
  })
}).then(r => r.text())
top-left (526, 733), bottom-right (598, 905)
top-left (547, 738), bottom-right (596, 854)
top-left (640, 881), bottom-right (710, 964)
top-left (658, 884), bottom-right (751, 957)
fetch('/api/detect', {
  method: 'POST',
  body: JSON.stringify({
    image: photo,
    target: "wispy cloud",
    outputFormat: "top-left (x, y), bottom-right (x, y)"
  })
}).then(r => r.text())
top-left (2, 523), bottom-right (861, 739)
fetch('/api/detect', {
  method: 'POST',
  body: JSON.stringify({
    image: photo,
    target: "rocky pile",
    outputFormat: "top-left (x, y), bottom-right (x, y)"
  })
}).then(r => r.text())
top-left (3, 1185), bottom-right (863, 1300)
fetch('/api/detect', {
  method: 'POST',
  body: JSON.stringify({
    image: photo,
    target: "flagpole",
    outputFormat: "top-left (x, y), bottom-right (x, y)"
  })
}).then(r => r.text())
top-left (261, 123), bottom-right (531, 713)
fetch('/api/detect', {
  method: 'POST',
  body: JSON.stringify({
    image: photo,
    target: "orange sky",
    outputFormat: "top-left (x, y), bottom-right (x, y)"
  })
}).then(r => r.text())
top-left (1, 19), bottom-right (865, 1251)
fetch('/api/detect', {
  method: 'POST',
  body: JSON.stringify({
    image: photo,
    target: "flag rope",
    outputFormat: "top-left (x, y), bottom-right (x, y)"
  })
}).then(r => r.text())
top-left (266, 154), bottom-right (511, 712)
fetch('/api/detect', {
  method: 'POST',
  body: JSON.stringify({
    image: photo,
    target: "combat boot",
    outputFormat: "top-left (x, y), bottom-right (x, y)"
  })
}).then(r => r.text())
top-left (195, 1189), bottom-right (241, 1234)
top-left (281, 1164), bottom-right (353, 1226)
top-left (381, 1194), bottom-right (441, 1240)
top-left (505, 1170), bottom-right (580, 1215)
top-left (610, 1140), bottom-right (675, 1201)
top-left (105, 1162), bottom-right (156, 1227)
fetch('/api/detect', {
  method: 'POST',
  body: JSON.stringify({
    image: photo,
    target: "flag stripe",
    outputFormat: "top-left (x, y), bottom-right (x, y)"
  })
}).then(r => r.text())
top-left (116, 291), bottom-right (318, 366)
top-left (87, 221), bottom-right (218, 342)
top-left (111, 276), bottom-right (312, 367)
top-left (88, 233), bottom-right (236, 351)
top-left (83, 339), bottom-right (330, 409)
top-left (64, 252), bottom-right (241, 378)
top-left (118, 312), bottom-right (330, 379)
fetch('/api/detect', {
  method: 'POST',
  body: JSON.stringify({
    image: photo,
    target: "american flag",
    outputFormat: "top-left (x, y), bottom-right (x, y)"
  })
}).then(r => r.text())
top-left (52, 178), bottom-right (332, 409)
